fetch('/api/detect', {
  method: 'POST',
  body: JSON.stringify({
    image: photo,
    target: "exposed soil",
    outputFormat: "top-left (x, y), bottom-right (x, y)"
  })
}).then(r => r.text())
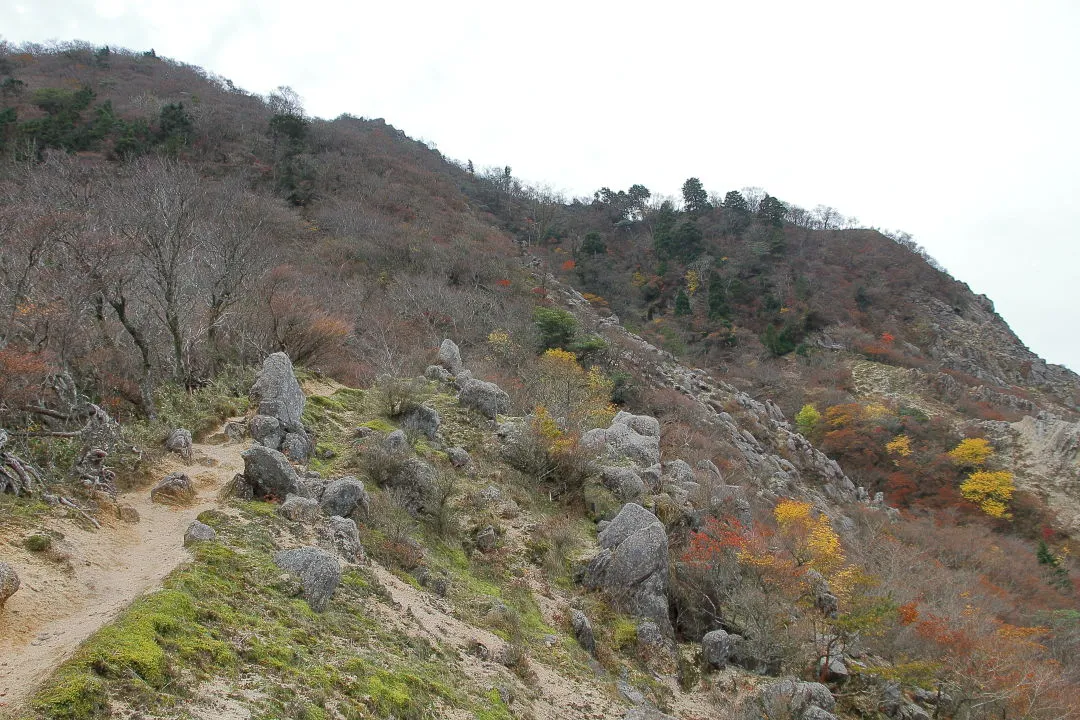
top-left (0, 427), bottom-right (248, 715)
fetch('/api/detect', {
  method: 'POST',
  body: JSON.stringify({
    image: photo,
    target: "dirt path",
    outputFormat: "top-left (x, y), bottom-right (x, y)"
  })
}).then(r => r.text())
top-left (0, 428), bottom-right (248, 714)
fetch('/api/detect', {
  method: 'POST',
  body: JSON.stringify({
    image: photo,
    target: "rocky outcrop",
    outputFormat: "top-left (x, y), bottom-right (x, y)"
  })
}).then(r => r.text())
top-left (582, 412), bottom-right (661, 468)
top-left (184, 521), bottom-right (217, 546)
top-left (273, 546), bottom-right (341, 612)
top-left (401, 403), bottom-right (441, 440)
top-left (702, 628), bottom-right (733, 669)
top-left (583, 503), bottom-right (671, 635)
top-left (571, 609), bottom-right (596, 655)
top-left (151, 472), bottom-right (196, 505)
top-left (319, 516), bottom-right (364, 562)
top-left (740, 678), bottom-right (838, 720)
top-left (458, 378), bottom-right (510, 420)
top-left (240, 445), bottom-right (300, 499)
top-left (249, 352), bottom-right (311, 459)
top-left (0, 560), bottom-right (20, 608)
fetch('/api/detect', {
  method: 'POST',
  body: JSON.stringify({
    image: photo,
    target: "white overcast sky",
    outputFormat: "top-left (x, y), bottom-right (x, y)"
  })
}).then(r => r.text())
top-left (4, 0), bottom-right (1079, 371)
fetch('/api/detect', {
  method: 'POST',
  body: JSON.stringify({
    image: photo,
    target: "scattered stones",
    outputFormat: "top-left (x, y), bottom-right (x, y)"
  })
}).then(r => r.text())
top-left (458, 378), bottom-right (511, 419)
top-left (0, 561), bottom-right (20, 608)
top-left (272, 547), bottom-right (341, 612)
top-left (582, 412), bottom-right (661, 469)
top-left (183, 521), bottom-right (217, 547)
top-left (240, 445), bottom-right (299, 499)
top-left (437, 338), bottom-right (464, 375)
top-left (165, 428), bottom-right (193, 461)
top-left (150, 472), bottom-right (196, 505)
top-left (278, 493), bottom-right (321, 522)
top-left (319, 477), bottom-right (369, 518)
top-left (425, 365), bottom-right (452, 382)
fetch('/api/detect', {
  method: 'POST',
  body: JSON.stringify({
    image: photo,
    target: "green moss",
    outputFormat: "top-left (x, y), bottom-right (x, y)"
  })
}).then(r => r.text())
top-left (358, 418), bottom-right (395, 433)
top-left (612, 617), bottom-right (639, 651)
top-left (31, 673), bottom-right (108, 720)
top-left (474, 688), bottom-right (514, 720)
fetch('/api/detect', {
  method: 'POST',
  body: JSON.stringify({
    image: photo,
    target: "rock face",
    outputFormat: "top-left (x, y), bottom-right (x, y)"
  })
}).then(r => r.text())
top-left (320, 477), bottom-right (369, 518)
top-left (240, 445), bottom-right (300, 499)
top-left (401, 404), bottom-right (441, 440)
top-left (184, 521), bottom-right (217, 546)
top-left (0, 560), bottom-right (20, 607)
top-left (249, 352), bottom-right (310, 458)
top-left (582, 412), bottom-right (661, 468)
top-left (740, 678), bottom-right (838, 720)
top-left (165, 428), bottom-right (193, 461)
top-left (437, 338), bottom-right (464, 375)
top-left (583, 503), bottom-right (671, 635)
top-left (458, 378), bottom-right (510, 420)
top-left (273, 547), bottom-right (341, 612)
top-left (151, 472), bottom-right (196, 505)
top-left (571, 609), bottom-right (596, 655)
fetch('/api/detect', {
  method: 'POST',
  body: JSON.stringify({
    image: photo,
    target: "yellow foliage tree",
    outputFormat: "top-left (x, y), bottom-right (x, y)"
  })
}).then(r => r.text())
top-left (948, 437), bottom-right (994, 467)
top-left (960, 470), bottom-right (1015, 518)
top-left (886, 434), bottom-right (913, 457)
top-left (774, 499), bottom-right (844, 575)
top-left (685, 269), bottom-right (700, 297)
top-left (534, 348), bottom-right (616, 429)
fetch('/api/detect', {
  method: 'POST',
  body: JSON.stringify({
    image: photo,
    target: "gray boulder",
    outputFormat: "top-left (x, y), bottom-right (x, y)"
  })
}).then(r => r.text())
top-left (278, 494), bottom-right (321, 522)
top-left (458, 378), bottom-right (510, 419)
top-left (184, 521), bottom-right (217, 546)
top-left (585, 503), bottom-right (671, 635)
top-left (582, 412), bottom-right (661, 469)
top-left (571, 609), bottom-right (596, 655)
top-left (402, 404), bottom-right (441, 440)
top-left (241, 445), bottom-right (299, 499)
top-left (600, 466), bottom-right (647, 501)
top-left (702, 629), bottom-right (733, 669)
top-left (425, 364), bottom-right (452, 382)
top-left (320, 516), bottom-right (365, 562)
top-left (281, 431), bottom-right (312, 462)
top-left (386, 456), bottom-right (436, 515)
top-left (818, 654), bottom-right (849, 683)
top-left (385, 429), bottom-right (409, 453)
top-left (0, 560), bottom-right (20, 608)
top-left (273, 547), bottom-right (341, 612)
top-left (740, 678), bottom-right (837, 720)
top-left (249, 414), bottom-right (285, 449)
top-left (662, 459), bottom-right (695, 486)
top-left (151, 472), bottom-right (196, 505)
top-left (320, 477), bottom-right (369, 518)
top-left (251, 352), bottom-right (306, 432)
top-left (437, 339), bottom-right (464, 375)
top-left (475, 525), bottom-right (498, 553)
top-left (447, 446), bottom-right (470, 467)
top-left (165, 428), bottom-right (193, 461)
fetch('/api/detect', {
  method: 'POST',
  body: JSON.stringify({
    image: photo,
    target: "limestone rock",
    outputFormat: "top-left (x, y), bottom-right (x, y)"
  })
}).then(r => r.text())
top-left (251, 352), bottom-right (306, 433)
top-left (702, 629), bottom-right (733, 669)
top-left (151, 472), bottom-right (196, 505)
top-left (320, 477), bottom-right (369, 518)
top-left (582, 412), bottom-right (661, 469)
top-left (425, 364), bottom-right (452, 382)
top-left (438, 338), bottom-right (464, 375)
top-left (278, 493), bottom-right (320, 522)
top-left (571, 609), bottom-right (596, 655)
top-left (458, 378), bottom-right (511, 419)
top-left (183, 520), bottom-right (216, 546)
top-left (249, 413), bottom-right (285, 449)
top-left (281, 431), bottom-right (312, 462)
top-left (447, 446), bottom-right (470, 467)
top-left (386, 456), bottom-right (436, 515)
top-left (165, 428), bottom-right (193, 461)
top-left (241, 445), bottom-right (300, 499)
top-left (273, 547), bottom-right (341, 612)
top-left (320, 516), bottom-right (365, 562)
top-left (402, 404), bottom-right (441, 440)
top-left (385, 429), bottom-right (409, 453)
top-left (740, 678), bottom-right (837, 720)
top-left (600, 466), bottom-right (646, 501)
top-left (585, 503), bottom-right (671, 635)
top-left (475, 525), bottom-right (498, 553)
top-left (0, 560), bottom-right (20, 608)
